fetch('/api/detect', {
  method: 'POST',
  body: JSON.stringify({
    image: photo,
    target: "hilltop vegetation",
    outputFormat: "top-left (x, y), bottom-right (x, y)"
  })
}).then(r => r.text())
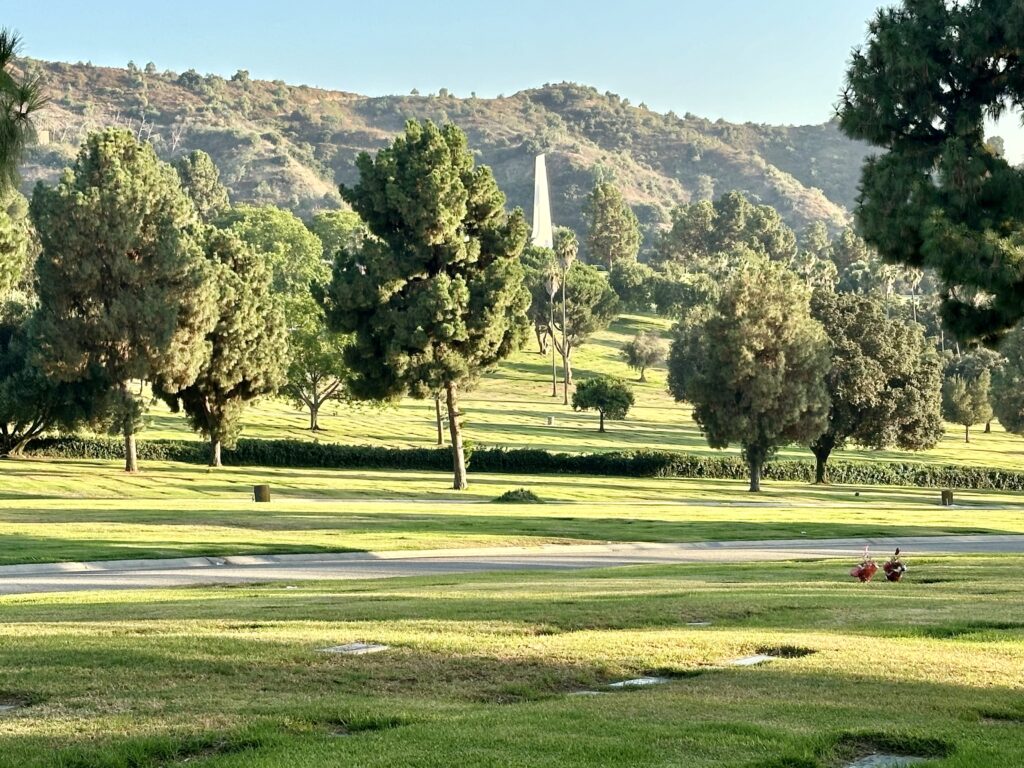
top-left (14, 59), bottom-right (867, 253)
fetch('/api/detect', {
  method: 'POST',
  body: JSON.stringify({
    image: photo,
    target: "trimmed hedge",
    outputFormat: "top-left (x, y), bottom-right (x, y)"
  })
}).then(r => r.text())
top-left (21, 436), bottom-right (1024, 491)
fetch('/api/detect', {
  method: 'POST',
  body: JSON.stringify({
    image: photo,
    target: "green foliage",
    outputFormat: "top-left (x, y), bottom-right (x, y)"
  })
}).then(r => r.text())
top-left (620, 331), bottom-right (667, 382)
top-left (493, 488), bottom-right (543, 504)
top-left (608, 260), bottom-right (655, 311)
top-left (650, 262), bottom-right (717, 319)
top-left (0, 190), bottom-right (33, 300)
top-left (321, 120), bottom-right (529, 488)
top-left (307, 209), bottom-right (367, 260)
top-left (153, 229), bottom-right (288, 464)
top-left (550, 261), bottom-right (619, 379)
top-left (838, 0), bottom-right (1024, 343)
top-left (30, 128), bottom-right (217, 470)
top-left (24, 436), bottom-right (1024, 491)
top-left (667, 257), bottom-right (830, 490)
top-left (809, 290), bottom-right (943, 482)
top-left (571, 376), bottom-right (635, 432)
top-left (520, 244), bottom-right (559, 353)
top-left (584, 180), bottom-right (641, 268)
top-left (174, 150), bottom-right (230, 221)
top-left (0, 29), bottom-right (46, 191)
top-left (942, 370), bottom-right (992, 443)
top-left (656, 192), bottom-right (797, 275)
top-left (992, 327), bottom-right (1024, 437)
top-left (217, 203), bottom-right (327, 326)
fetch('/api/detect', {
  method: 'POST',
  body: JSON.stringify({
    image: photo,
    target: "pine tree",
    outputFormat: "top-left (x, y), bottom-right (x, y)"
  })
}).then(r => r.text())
top-left (174, 150), bottom-right (230, 222)
top-left (667, 256), bottom-right (830, 491)
top-left (585, 181), bottom-right (641, 268)
top-left (321, 120), bottom-right (529, 490)
top-left (154, 230), bottom-right (288, 466)
top-left (30, 129), bottom-right (217, 472)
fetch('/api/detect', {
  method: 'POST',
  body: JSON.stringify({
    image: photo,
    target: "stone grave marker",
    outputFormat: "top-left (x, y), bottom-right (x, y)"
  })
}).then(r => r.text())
top-left (321, 642), bottom-right (390, 655)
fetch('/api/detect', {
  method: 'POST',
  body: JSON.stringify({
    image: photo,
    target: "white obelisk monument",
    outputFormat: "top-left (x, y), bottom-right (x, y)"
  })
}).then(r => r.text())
top-left (531, 154), bottom-right (554, 249)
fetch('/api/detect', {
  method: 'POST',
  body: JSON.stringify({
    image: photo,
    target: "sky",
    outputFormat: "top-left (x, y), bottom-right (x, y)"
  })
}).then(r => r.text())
top-left (6, 0), bottom-right (1024, 158)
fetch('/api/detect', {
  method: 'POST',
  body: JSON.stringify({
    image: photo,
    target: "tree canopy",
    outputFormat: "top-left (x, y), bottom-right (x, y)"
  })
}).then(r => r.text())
top-left (667, 256), bottom-right (830, 491)
top-left (320, 119), bottom-right (529, 489)
top-left (30, 128), bottom-right (217, 471)
top-left (839, 0), bottom-right (1024, 343)
top-left (154, 229), bottom-right (288, 466)
top-left (572, 376), bottom-right (635, 432)
top-left (174, 150), bottom-right (230, 222)
top-left (620, 331), bottom-right (667, 382)
top-left (0, 30), bottom-right (45, 191)
top-left (809, 290), bottom-right (943, 483)
top-left (584, 180), bottom-right (641, 268)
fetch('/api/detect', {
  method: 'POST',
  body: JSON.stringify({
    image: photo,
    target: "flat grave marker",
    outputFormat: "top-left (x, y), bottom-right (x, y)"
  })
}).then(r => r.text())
top-left (320, 642), bottom-right (390, 656)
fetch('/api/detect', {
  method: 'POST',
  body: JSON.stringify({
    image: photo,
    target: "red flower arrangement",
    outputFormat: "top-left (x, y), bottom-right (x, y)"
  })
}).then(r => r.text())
top-left (883, 548), bottom-right (906, 582)
top-left (849, 546), bottom-right (878, 582)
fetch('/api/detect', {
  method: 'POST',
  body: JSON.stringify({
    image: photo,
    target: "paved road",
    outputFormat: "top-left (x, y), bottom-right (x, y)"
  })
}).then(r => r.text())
top-left (2, 534), bottom-right (1023, 596)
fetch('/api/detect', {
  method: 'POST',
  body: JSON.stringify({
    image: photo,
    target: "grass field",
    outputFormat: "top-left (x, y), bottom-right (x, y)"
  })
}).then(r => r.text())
top-left (2, 457), bottom-right (1023, 566)
top-left (128, 314), bottom-right (1024, 473)
top-left (1, 558), bottom-right (1022, 766)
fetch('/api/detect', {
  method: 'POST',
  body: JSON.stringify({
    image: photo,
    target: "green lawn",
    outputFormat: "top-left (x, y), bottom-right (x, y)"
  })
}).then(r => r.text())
top-left (2, 457), bottom-right (1023, 565)
top-left (131, 314), bottom-right (1024, 472)
top-left (0, 558), bottom-right (1022, 766)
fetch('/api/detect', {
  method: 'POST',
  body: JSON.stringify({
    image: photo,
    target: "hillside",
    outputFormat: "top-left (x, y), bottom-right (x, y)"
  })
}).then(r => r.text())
top-left (16, 59), bottom-right (870, 252)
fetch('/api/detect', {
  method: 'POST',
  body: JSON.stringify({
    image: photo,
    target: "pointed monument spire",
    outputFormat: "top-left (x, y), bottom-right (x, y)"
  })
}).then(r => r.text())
top-left (531, 154), bottom-right (553, 249)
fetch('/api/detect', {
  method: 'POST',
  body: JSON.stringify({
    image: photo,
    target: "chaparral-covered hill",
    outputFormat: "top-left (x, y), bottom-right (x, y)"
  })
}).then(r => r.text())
top-left (17, 59), bottom-right (869, 252)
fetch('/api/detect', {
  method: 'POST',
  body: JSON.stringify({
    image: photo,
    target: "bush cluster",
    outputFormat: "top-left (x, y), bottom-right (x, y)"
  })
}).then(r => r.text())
top-left (22, 437), bottom-right (1024, 491)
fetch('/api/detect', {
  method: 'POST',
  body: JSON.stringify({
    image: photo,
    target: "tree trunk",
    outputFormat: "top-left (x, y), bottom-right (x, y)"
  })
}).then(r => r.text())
top-left (124, 428), bottom-right (138, 474)
top-left (445, 381), bottom-right (467, 491)
top-left (561, 285), bottom-right (570, 405)
top-left (309, 402), bottom-right (321, 431)
top-left (599, 411), bottom-right (605, 433)
top-left (435, 394), bottom-right (445, 446)
top-left (965, 424), bottom-right (970, 443)
top-left (639, 367), bottom-right (647, 383)
top-left (810, 434), bottom-right (835, 485)
top-left (748, 457), bottom-right (762, 493)
top-left (549, 299), bottom-right (558, 397)
top-left (535, 325), bottom-right (549, 355)
top-left (210, 438), bottom-right (222, 468)
top-left (985, 420), bottom-right (992, 434)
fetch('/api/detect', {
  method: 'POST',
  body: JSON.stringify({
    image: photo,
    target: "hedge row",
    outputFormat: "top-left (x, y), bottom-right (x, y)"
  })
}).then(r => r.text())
top-left (21, 436), bottom-right (1024, 491)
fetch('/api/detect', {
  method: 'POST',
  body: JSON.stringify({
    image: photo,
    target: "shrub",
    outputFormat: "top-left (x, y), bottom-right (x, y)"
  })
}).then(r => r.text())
top-left (493, 488), bottom-right (543, 504)
top-left (22, 436), bottom-right (1024, 492)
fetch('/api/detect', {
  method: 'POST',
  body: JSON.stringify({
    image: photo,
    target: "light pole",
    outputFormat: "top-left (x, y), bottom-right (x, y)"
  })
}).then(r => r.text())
top-left (544, 270), bottom-right (560, 398)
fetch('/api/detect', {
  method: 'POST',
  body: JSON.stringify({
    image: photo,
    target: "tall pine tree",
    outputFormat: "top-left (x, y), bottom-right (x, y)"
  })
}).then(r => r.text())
top-left (321, 120), bottom-right (529, 489)
top-left (31, 129), bottom-right (216, 472)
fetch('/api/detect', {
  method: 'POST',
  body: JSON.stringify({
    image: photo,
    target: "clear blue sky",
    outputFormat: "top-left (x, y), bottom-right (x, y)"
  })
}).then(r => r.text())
top-left (8, 0), bottom-right (887, 125)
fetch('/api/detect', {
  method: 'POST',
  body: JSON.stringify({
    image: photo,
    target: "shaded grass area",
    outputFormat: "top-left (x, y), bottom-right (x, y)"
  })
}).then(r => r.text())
top-left (1, 458), bottom-right (1023, 565)
top-left (1, 557), bottom-right (1023, 765)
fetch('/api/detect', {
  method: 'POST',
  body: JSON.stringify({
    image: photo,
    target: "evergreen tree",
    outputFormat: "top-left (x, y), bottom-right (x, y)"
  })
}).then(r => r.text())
top-left (839, 0), bottom-right (1024, 343)
top-left (667, 257), bottom-right (830, 491)
top-left (174, 150), bottom-right (230, 222)
top-left (154, 230), bottom-right (288, 466)
top-left (810, 290), bottom-right (943, 483)
top-left (0, 191), bottom-right (33, 301)
top-left (307, 209), bottom-right (367, 261)
top-left (585, 180), bottom-right (641, 268)
top-left (572, 376), bottom-right (635, 432)
top-left (321, 120), bottom-right (529, 490)
top-left (942, 370), bottom-right (992, 444)
top-left (992, 327), bottom-right (1024, 438)
top-left (30, 129), bottom-right (217, 472)
top-left (620, 331), bottom-right (667, 382)
top-left (0, 30), bottom-right (45, 192)
top-left (656, 192), bottom-right (797, 274)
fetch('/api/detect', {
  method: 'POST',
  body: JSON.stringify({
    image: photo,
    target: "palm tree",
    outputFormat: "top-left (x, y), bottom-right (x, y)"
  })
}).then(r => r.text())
top-left (0, 30), bottom-right (45, 192)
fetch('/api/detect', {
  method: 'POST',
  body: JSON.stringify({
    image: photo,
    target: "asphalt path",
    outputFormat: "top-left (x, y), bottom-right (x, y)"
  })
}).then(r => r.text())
top-left (2, 534), bottom-right (1023, 596)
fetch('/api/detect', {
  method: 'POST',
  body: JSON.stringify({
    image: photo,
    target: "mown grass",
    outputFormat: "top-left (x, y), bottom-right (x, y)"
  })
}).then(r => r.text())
top-left (133, 314), bottom-right (1024, 472)
top-left (1, 457), bottom-right (1023, 565)
top-left (0, 557), bottom-right (1022, 766)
